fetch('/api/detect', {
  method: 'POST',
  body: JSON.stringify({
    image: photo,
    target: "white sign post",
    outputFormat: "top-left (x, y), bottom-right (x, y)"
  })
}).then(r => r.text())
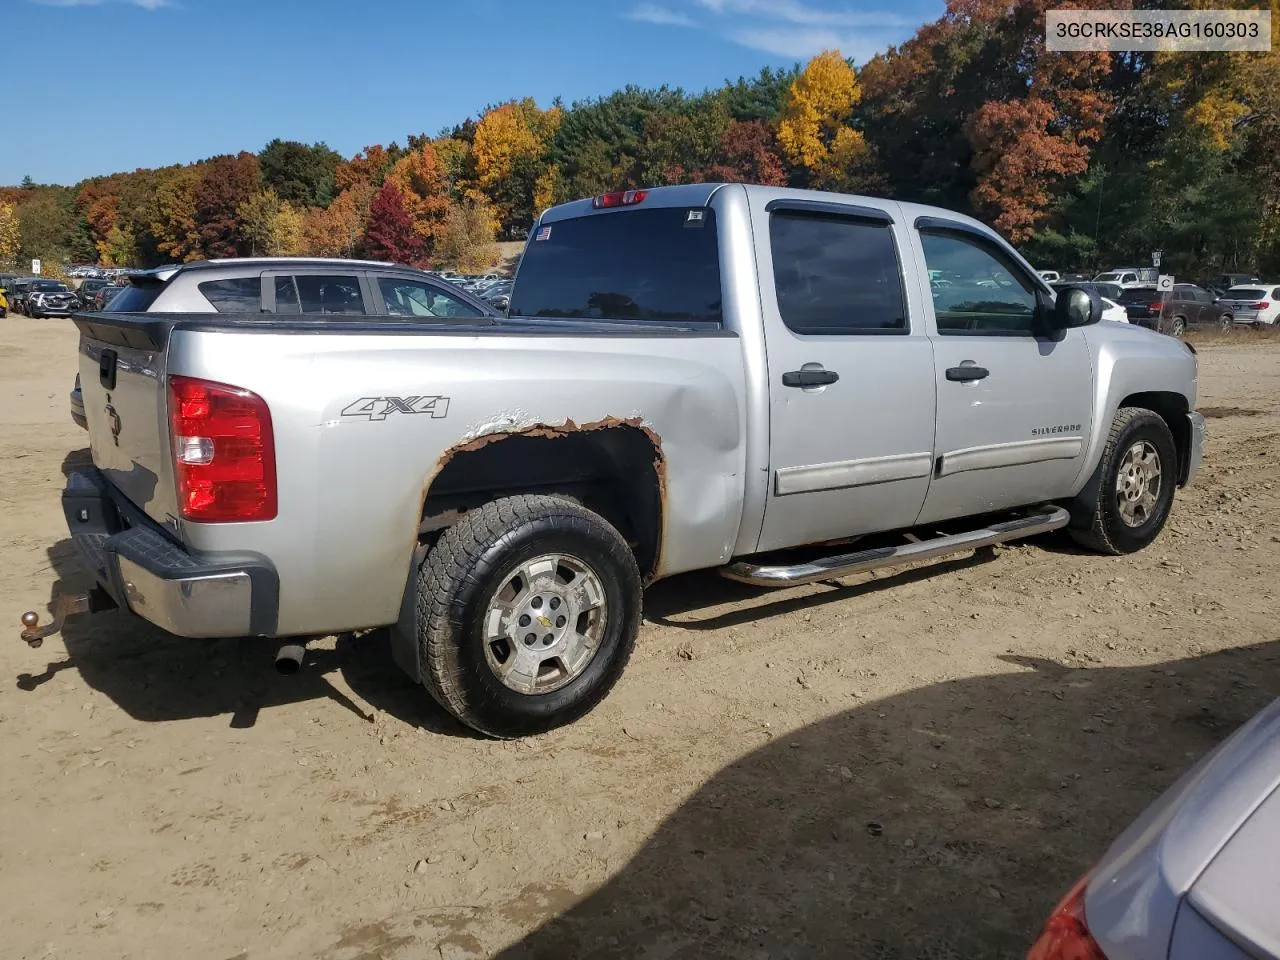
top-left (31, 258), bottom-right (41, 275)
top-left (1157, 274), bottom-right (1174, 332)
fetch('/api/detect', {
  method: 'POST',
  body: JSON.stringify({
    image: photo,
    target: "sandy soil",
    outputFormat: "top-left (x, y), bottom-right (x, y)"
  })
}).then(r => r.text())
top-left (1, 316), bottom-right (1277, 960)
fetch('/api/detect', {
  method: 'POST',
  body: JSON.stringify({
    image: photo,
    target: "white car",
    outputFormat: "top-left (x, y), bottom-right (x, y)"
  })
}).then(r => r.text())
top-left (1099, 297), bottom-right (1129, 323)
top-left (1220, 283), bottom-right (1280, 327)
top-left (1038, 270), bottom-right (1061, 283)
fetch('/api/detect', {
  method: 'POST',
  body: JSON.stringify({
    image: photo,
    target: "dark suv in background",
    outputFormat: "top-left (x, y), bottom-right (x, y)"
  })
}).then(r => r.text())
top-left (1121, 283), bottom-right (1234, 335)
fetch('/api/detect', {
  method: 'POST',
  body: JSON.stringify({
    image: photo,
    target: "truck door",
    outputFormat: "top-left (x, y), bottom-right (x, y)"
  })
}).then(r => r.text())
top-left (910, 217), bottom-right (1094, 526)
top-left (752, 197), bottom-right (938, 553)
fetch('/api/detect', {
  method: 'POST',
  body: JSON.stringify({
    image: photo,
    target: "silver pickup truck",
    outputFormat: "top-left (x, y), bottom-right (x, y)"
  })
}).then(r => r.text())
top-left (27, 183), bottom-right (1204, 737)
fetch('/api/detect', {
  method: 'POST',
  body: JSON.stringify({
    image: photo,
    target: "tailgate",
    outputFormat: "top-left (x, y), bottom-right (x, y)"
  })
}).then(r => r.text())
top-left (76, 316), bottom-right (181, 532)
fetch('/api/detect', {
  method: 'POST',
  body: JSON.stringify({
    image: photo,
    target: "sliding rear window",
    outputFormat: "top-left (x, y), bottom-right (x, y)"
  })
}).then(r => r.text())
top-left (510, 207), bottom-right (722, 324)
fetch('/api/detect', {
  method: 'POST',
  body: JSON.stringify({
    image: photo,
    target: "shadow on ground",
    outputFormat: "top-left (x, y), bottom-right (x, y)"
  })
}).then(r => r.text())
top-left (486, 641), bottom-right (1279, 960)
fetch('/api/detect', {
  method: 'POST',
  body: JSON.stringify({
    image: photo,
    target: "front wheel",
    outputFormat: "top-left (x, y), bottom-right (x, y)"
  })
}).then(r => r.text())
top-left (1218, 314), bottom-right (1232, 332)
top-left (1067, 407), bottom-right (1178, 555)
top-left (415, 494), bottom-right (642, 738)
top-left (1168, 315), bottom-right (1186, 338)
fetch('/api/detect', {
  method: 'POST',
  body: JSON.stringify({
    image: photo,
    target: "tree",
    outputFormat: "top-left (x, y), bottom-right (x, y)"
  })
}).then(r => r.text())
top-left (151, 166), bottom-right (204, 262)
top-left (634, 97), bottom-right (731, 185)
top-left (776, 50), bottom-right (862, 178)
top-left (259, 139), bottom-right (342, 208)
top-left (16, 189), bottom-right (81, 264)
top-left (386, 142), bottom-right (452, 255)
top-left (273, 203), bottom-right (306, 256)
top-left (361, 182), bottom-right (425, 265)
top-left (236, 188), bottom-right (283, 257)
top-left (436, 198), bottom-right (500, 272)
top-left (472, 99), bottom-right (562, 236)
top-left (99, 224), bottom-right (137, 267)
top-left (703, 120), bottom-right (787, 186)
top-left (0, 202), bottom-right (19, 267)
top-left (304, 186), bottom-right (370, 258)
top-left (722, 66), bottom-right (800, 124)
top-left (335, 144), bottom-right (396, 192)
top-left (194, 152), bottom-right (262, 258)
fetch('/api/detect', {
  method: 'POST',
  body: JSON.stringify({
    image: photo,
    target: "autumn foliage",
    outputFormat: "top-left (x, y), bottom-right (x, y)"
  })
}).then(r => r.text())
top-left (8, 0), bottom-right (1280, 278)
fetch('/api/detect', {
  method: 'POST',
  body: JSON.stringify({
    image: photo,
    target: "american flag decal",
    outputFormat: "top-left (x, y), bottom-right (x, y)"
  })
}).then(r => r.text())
top-left (535, 226), bottom-right (552, 241)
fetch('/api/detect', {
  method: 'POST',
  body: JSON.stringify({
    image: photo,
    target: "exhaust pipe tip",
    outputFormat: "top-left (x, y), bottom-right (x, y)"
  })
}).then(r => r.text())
top-left (274, 643), bottom-right (307, 675)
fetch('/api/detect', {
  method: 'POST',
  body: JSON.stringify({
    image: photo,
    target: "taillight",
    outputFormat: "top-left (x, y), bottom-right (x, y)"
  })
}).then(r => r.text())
top-left (591, 189), bottom-right (648, 209)
top-left (167, 374), bottom-right (276, 523)
top-left (1250, 301), bottom-right (1270, 310)
top-left (1148, 302), bottom-right (1163, 313)
top-left (1027, 872), bottom-right (1105, 960)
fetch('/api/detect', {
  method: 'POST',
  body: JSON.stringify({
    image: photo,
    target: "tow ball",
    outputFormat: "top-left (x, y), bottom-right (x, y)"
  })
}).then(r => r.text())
top-left (20, 588), bottom-right (115, 648)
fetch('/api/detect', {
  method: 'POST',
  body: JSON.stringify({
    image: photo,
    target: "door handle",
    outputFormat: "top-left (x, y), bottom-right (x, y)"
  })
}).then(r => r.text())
top-left (782, 368), bottom-right (840, 388)
top-left (945, 365), bottom-right (989, 383)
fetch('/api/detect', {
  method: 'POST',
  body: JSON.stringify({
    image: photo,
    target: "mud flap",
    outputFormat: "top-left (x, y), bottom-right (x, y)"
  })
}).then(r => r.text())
top-left (389, 543), bottom-right (428, 683)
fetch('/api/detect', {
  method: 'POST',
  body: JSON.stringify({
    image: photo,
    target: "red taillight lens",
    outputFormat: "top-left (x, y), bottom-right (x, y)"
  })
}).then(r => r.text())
top-left (168, 374), bottom-right (276, 523)
top-left (1148, 302), bottom-right (1164, 312)
top-left (591, 189), bottom-right (648, 209)
top-left (1250, 301), bottom-right (1270, 310)
top-left (1027, 873), bottom-right (1105, 960)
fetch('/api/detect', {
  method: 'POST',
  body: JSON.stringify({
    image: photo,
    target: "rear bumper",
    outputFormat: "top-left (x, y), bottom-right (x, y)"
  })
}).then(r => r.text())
top-left (62, 469), bottom-right (279, 638)
top-left (1183, 411), bottom-right (1206, 487)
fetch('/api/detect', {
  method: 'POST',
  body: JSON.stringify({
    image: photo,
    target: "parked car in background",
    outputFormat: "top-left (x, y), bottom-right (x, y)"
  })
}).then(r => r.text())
top-left (1038, 270), bottom-right (1061, 283)
top-left (66, 258), bottom-right (500, 430)
top-left (75, 277), bottom-right (111, 308)
top-left (8, 278), bottom-right (36, 315)
top-left (0, 285), bottom-right (7, 318)
top-left (1204, 272), bottom-right (1261, 297)
top-left (1095, 267), bottom-right (1158, 289)
top-left (25, 280), bottom-right (79, 318)
top-left (1219, 284), bottom-right (1280, 328)
top-left (91, 284), bottom-right (128, 311)
top-left (1159, 283), bottom-right (1236, 336)
top-left (481, 279), bottom-right (513, 310)
top-left (1117, 286), bottom-right (1163, 329)
top-left (1053, 282), bottom-right (1127, 323)
top-left (1029, 695), bottom-right (1280, 960)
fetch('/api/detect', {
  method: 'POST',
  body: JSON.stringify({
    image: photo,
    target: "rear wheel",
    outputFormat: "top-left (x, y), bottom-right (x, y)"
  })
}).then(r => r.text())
top-left (1169, 315), bottom-right (1186, 337)
top-left (1067, 407), bottom-right (1177, 555)
top-left (415, 495), bottom-right (642, 738)
top-left (1218, 314), bottom-right (1232, 332)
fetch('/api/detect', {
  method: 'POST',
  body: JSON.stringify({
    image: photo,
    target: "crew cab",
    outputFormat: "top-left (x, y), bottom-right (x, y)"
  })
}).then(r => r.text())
top-left (32, 184), bottom-right (1204, 738)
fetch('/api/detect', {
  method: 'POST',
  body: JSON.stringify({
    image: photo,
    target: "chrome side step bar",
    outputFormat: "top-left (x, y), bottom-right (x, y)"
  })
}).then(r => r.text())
top-left (719, 506), bottom-right (1070, 588)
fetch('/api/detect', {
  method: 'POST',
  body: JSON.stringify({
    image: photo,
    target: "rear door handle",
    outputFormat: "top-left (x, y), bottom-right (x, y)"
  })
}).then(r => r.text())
top-left (782, 369), bottom-right (840, 388)
top-left (945, 365), bottom-right (989, 383)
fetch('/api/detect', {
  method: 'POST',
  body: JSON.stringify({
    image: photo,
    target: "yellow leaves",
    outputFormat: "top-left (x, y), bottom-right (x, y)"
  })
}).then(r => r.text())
top-left (273, 203), bottom-right (306, 256)
top-left (473, 102), bottom-right (544, 191)
top-left (1186, 91), bottom-right (1250, 151)
top-left (386, 144), bottom-right (451, 245)
top-left (777, 50), bottom-right (862, 171)
top-left (533, 166), bottom-right (562, 215)
top-left (437, 198), bottom-right (500, 273)
top-left (0, 201), bottom-right (19, 267)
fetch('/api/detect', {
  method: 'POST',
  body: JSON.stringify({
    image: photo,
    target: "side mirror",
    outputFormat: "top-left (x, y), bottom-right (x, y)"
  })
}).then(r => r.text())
top-left (1044, 285), bottom-right (1102, 332)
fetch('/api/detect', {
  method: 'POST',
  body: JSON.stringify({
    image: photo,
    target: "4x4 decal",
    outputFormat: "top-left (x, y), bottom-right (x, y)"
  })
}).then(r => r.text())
top-left (341, 396), bottom-right (451, 421)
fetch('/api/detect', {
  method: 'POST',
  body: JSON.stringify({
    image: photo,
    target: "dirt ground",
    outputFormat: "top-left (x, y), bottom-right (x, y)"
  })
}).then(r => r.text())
top-left (1, 315), bottom-right (1277, 960)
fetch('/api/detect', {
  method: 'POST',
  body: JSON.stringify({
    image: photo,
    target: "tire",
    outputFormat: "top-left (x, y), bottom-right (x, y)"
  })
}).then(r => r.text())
top-left (1218, 314), bottom-right (1232, 332)
top-left (1169, 315), bottom-right (1186, 338)
top-left (28, 308), bottom-right (40, 319)
top-left (416, 494), bottom-right (642, 738)
top-left (1067, 407), bottom-right (1178, 555)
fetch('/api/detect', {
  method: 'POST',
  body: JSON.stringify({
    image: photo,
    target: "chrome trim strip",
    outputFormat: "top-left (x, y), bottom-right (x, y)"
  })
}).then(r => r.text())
top-left (937, 437), bottom-right (1082, 478)
top-left (774, 451), bottom-right (934, 496)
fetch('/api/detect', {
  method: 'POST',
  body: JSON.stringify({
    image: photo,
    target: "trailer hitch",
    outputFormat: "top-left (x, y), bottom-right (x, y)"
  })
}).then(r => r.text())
top-left (20, 587), bottom-right (116, 648)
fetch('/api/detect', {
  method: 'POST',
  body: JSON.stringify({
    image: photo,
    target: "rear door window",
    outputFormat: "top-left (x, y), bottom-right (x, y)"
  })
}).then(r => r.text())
top-left (510, 207), bottom-right (722, 324)
top-left (199, 277), bottom-right (262, 313)
top-left (104, 282), bottom-right (163, 312)
top-left (294, 275), bottom-right (365, 315)
top-left (769, 211), bottom-right (906, 333)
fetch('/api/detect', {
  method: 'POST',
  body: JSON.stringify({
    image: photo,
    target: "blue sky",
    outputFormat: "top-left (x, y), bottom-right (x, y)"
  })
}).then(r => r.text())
top-left (7, 0), bottom-right (944, 187)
